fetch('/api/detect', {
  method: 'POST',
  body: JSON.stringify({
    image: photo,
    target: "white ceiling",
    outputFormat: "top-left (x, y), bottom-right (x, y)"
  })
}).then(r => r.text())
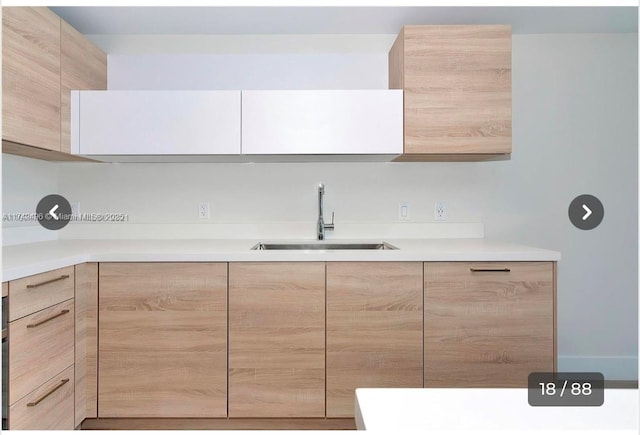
top-left (50, 6), bottom-right (637, 35)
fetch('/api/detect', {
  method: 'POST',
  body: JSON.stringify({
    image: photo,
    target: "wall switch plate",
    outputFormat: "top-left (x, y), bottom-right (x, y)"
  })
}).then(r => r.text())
top-left (399, 202), bottom-right (410, 221)
top-left (435, 202), bottom-right (447, 221)
top-left (198, 202), bottom-right (210, 219)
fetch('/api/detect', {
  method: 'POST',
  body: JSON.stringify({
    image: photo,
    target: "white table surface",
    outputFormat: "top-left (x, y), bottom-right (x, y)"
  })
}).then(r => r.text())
top-left (2, 238), bottom-right (560, 281)
top-left (355, 388), bottom-right (639, 431)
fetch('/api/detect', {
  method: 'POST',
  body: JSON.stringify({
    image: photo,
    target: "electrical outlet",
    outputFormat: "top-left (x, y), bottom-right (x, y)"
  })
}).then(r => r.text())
top-left (434, 202), bottom-right (447, 221)
top-left (198, 202), bottom-right (210, 219)
top-left (398, 202), bottom-right (410, 220)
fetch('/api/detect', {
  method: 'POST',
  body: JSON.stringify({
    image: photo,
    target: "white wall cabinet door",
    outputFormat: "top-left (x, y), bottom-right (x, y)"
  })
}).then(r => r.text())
top-left (241, 90), bottom-right (403, 155)
top-left (72, 91), bottom-right (241, 155)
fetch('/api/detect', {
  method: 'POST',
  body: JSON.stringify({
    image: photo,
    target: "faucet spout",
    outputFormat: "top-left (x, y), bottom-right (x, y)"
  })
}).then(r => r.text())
top-left (317, 183), bottom-right (334, 240)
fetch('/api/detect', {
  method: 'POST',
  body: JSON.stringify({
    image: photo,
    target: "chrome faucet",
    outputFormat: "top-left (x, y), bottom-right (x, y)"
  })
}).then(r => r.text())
top-left (317, 183), bottom-right (334, 240)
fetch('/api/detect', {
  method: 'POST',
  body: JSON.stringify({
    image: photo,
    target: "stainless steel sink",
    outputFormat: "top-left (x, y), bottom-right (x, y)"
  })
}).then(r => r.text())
top-left (251, 242), bottom-right (398, 251)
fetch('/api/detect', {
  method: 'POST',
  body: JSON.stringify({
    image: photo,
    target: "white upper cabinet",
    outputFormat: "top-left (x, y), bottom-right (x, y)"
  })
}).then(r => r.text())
top-left (72, 91), bottom-right (241, 156)
top-left (241, 90), bottom-right (403, 155)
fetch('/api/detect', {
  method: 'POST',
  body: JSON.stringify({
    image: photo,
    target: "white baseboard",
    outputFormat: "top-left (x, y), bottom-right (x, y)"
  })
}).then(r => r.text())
top-left (558, 356), bottom-right (638, 381)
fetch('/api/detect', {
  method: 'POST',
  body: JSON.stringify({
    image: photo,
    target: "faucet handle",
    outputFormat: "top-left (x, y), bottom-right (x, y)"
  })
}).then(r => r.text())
top-left (326, 212), bottom-right (335, 230)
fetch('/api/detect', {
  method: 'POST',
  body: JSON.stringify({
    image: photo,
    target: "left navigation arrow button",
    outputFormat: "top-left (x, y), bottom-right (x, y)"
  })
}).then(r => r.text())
top-left (49, 204), bottom-right (60, 220)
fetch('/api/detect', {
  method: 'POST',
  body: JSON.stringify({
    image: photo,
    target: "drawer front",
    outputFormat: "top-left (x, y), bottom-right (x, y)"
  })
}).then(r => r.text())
top-left (424, 262), bottom-right (554, 387)
top-left (9, 266), bottom-right (74, 321)
top-left (9, 365), bottom-right (75, 430)
top-left (9, 299), bottom-right (75, 404)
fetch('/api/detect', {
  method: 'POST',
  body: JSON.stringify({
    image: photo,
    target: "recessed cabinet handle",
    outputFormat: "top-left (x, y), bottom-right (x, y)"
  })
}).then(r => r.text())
top-left (26, 309), bottom-right (70, 328)
top-left (26, 378), bottom-right (69, 407)
top-left (26, 274), bottom-right (70, 289)
top-left (469, 268), bottom-right (511, 272)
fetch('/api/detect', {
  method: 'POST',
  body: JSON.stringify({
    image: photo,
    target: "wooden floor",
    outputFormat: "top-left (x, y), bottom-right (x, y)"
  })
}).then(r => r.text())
top-left (81, 418), bottom-right (356, 430)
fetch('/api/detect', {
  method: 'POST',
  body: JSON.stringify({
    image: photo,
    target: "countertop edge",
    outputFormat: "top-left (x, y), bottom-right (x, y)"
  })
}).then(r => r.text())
top-left (2, 239), bottom-right (561, 282)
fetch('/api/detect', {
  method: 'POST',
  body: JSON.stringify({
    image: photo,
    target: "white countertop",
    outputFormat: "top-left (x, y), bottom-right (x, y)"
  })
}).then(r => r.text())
top-left (355, 388), bottom-right (639, 432)
top-left (2, 238), bottom-right (560, 282)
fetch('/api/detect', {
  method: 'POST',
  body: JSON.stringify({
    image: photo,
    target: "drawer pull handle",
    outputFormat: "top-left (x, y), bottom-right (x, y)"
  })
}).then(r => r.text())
top-left (470, 268), bottom-right (511, 272)
top-left (26, 309), bottom-right (70, 328)
top-left (26, 274), bottom-right (70, 289)
top-left (26, 378), bottom-right (69, 407)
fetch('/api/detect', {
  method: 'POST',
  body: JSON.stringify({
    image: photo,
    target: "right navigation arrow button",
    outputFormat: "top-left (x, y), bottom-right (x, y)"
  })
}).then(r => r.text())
top-left (569, 194), bottom-right (604, 230)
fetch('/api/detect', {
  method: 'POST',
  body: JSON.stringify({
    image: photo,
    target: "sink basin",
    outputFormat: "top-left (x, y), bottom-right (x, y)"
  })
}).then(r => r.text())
top-left (251, 242), bottom-right (398, 251)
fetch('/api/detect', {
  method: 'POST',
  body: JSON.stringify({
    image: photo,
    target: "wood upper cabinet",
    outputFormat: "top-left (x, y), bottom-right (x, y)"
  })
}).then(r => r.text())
top-left (61, 21), bottom-right (107, 154)
top-left (2, 7), bottom-right (61, 151)
top-left (389, 25), bottom-right (512, 160)
top-left (98, 263), bottom-right (228, 417)
top-left (228, 262), bottom-right (325, 417)
top-left (424, 262), bottom-right (555, 387)
top-left (2, 6), bottom-right (106, 161)
top-left (326, 262), bottom-right (423, 417)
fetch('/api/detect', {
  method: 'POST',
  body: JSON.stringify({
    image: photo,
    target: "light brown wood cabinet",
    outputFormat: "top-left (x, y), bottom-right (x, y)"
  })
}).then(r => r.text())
top-left (228, 262), bottom-right (325, 417)
top-left (8, 299), bottom-right (74, 405)
top-left (8, 365), bottom-right (75, 430)
top-left (326, 262), bottom-right (423, 417)
top-left (61, 21), bottom-right (108, 154)
top-left (2, 7), bottom-right (61, 152)
top-left (74, 262), bottom-right (98, 426)
top-left (6, 267), bottom-right (77, 430)
top-left (2, 6), bottom-right (106, 161)
top-left (8, 265), bottom-right (74, 322)
top-left (98, 263), bottom-right (228, 417)
top-left (389, 25), bottom-right (512, 160)
top-left (424, 262), bottom-right (555, 387)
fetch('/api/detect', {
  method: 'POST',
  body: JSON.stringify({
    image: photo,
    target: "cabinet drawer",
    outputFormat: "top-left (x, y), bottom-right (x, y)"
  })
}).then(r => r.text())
top-left (9, 365), bottom-right (74, 430)
top-left (9, 266), bottom-right (74, 321)
top-left (9, 299), bottom-right (74, 404)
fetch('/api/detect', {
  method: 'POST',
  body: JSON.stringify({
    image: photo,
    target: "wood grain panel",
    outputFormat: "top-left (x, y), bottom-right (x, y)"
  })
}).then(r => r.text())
top-left (75, 262), bottom-right (98, 426)
top-left (389, 25), bottom-right (511, 155)
top-left (9, 365), bottom-right (75, 430)
top-left (2, 7), bottom-right (61, 151)
top-left (8, 266), bottom-right (74, 321)
top-left (388, 28), bottom-right (404, 89)
top-left (326, 262), bottom-right (423, 417)
top-left (99, 263), bottom-right (227, 417)
top-left (228, 262), bottom-right (325, 417)
top-left (9, 299), bottom-right (75, 404)
top-left (81, 417), bottom-right (356, 430)
top-left (393, 152), bottom-right (509, 162)
top-left (2, 282), bottom-right (8, 297)
top-left (60, 20), bottom-right (107, 154)
top-left (424, 262), bottom-right (554, 387)
top-left (2, 139), bottom-right (97, 161)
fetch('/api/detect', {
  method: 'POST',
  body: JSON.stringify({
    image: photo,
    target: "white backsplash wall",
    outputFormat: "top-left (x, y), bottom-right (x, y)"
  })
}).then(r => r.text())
top-left (54, 161), bottom-right (486, 239)
top-left (479, 33), bottom-right (638, 380)
top-left (2, 154), bottom-right (60, 245)
top-left (1, 33), bottom-right (637, 379)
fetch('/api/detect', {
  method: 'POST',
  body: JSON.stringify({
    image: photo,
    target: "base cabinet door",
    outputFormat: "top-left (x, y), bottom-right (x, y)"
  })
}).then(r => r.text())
top-left (424, 262), bottom-right (554, 387)
top-left (98, 263), bottom-right (228, 417)
top-left (326, 262), bottom-right (423, 417)
top-left (228, 262), bottom-right (325, 417)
